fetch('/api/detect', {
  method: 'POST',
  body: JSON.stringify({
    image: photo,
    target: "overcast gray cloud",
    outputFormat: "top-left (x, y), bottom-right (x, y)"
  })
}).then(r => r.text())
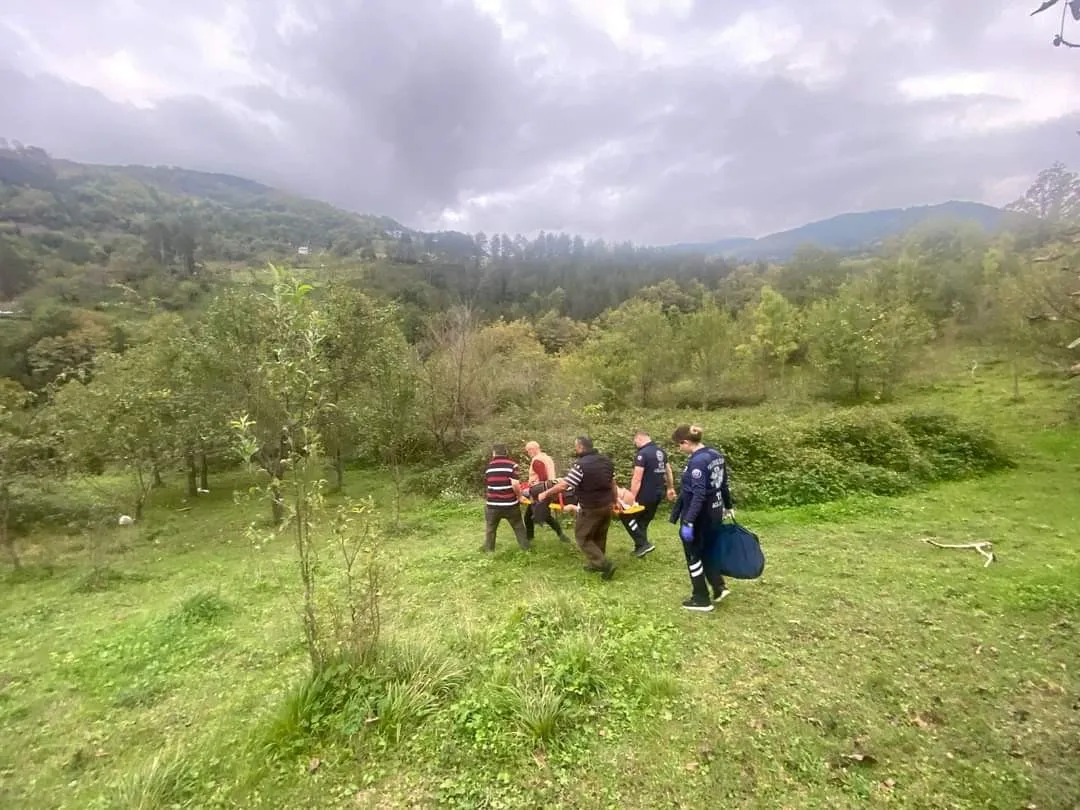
top-left (1, 0), bottom-right (1078, 242)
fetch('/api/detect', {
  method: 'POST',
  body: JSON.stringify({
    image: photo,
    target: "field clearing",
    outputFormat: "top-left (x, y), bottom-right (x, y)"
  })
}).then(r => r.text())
top-left (2, 367), bottom-right (1078, 809)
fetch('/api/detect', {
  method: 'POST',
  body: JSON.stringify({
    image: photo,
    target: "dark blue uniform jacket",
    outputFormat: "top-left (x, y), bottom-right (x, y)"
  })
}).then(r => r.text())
top-left (670, 446), bottom-right (733, 530)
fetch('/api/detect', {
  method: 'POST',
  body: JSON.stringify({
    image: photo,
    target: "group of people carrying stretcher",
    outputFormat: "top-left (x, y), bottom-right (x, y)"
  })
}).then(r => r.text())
top-left (482, 425), bottom-right (736, 612)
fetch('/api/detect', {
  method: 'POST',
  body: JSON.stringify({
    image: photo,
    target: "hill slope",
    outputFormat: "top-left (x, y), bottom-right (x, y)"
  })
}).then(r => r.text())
top-left (0, 144), bottom-right (408, 272)
top-left (668, 201), bottom-right (1027, 260)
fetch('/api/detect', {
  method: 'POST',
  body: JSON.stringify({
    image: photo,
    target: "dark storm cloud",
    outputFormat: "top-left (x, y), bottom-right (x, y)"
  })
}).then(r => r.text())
top-left (0, 0), bottom-right (1076, 241)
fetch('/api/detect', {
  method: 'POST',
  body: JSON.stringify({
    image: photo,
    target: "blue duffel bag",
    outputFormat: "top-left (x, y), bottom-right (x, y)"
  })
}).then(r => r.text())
top-left (705, 521), bottom-right (765, 580)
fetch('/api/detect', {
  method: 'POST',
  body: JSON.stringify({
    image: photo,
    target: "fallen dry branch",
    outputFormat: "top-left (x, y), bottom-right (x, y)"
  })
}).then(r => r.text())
top-left (921, 538), bottom-right (996, 567)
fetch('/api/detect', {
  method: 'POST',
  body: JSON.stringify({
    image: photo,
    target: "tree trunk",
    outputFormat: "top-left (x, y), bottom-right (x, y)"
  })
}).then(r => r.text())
top-left (391, 457), bottom-right (402, 531)
top-left (134, 468), bottom-right (147, 521)
top-left (199, 453), bottom-right (209, 491)
top-left (271, 484), bottom-right (285, 524)
top-left (186, 452), bottom-right (198, 497)
top-left (0, 484), bottom-right (19, 569)
top-left (270, 456), bottom-right (286, 524)
top-left (152, 465), bottom-right (165, 488)
top-left (334, 447), bottom-right (344, 493)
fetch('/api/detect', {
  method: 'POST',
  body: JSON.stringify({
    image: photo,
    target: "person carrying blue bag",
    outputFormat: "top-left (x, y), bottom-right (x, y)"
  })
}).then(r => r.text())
top-left (669, 424), bottom-right (734, 613)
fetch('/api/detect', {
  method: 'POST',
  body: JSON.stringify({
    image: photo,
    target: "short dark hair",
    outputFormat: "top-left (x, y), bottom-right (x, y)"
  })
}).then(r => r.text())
top-left (491, 443), bottom-right (509, 456)
top-left (575, 435), bottom-right (594, 452)
top-left (671, 424), bottom-right (703, 444)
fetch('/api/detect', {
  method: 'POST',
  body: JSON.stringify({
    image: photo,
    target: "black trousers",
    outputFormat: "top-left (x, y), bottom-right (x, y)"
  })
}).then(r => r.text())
top-left (682, 523), bottom-right (726, 601)
top-left (524, 480), bottom-right (570, 541)
top-left (618, 500), bottom-right (660, 549)
top-left (484, 505), bottom-right (529, 552)
top-left (524, 506), bottom-right (568, 540)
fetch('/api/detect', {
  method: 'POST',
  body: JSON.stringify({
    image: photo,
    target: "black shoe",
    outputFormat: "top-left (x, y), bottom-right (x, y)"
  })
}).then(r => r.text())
top-left (633, 543), bottom-right (656, 558)
top-left (583, 564), bottom-right (604, 573)
top-left (600, 562), bottom-right (616, 581)
top-left (713, 587), bottom-right (731, 603)
top-left (682, 597), bottom-right (714, 612)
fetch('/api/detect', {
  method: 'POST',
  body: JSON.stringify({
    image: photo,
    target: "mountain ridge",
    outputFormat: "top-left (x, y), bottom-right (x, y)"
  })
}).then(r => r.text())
top-left (662, 201), bottom-right (1028, 261)
top-left (1, 143), bottom-right (1028, 265)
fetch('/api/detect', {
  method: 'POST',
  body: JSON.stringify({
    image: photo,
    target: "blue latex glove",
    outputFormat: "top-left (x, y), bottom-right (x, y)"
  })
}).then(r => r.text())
top-left (679, 523), bottom-right (694, 542)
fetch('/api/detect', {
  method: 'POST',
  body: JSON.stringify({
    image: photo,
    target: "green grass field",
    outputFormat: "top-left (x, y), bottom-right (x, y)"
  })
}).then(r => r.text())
top-left (2, 366), bottom-right (1079, 809)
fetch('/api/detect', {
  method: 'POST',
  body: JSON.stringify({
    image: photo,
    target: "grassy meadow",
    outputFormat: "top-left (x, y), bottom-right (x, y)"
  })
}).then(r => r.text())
top-left (2, 361), bottom-right (1079, 810)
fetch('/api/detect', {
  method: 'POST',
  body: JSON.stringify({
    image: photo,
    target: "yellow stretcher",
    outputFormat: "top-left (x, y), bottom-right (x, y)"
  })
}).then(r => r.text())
top-left (519, 496), bottom-right (645, 515)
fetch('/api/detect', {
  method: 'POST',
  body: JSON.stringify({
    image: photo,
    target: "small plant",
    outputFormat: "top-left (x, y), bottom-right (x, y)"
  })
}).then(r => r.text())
top-left (107, 746), bottom-right (199, 810)
top-left (168, 590), bottom-right (232, 626)
top-left (505, 678), bottom-right (570, 745)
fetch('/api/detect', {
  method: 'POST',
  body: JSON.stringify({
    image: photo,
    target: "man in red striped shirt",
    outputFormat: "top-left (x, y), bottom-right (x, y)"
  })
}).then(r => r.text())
top-left (482, 443), bottom-right (530, 553)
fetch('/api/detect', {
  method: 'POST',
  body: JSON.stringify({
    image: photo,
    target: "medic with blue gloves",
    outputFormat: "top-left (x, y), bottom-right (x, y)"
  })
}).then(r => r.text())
top-left (669, 423), bottom-right (735, 612)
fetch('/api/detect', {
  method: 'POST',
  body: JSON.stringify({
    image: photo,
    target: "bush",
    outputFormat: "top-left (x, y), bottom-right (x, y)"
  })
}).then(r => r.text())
top-left (898, 411), bottom-right (1015, 479)
top-left (406, 408), bottom-right (1010, 509)
top-left (417, 408), bottom-right (1015, 511)
top-left (803, 412), bottom-right (931, 476)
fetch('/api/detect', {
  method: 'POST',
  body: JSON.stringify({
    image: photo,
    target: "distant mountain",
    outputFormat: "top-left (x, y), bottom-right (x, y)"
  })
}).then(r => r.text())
top-left (665, 201), bottom-right (1030, 261)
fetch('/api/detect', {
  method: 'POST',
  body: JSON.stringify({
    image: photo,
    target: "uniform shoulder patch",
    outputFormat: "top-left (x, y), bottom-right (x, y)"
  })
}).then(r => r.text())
top-left (691, 468), bottom-right (702, 479)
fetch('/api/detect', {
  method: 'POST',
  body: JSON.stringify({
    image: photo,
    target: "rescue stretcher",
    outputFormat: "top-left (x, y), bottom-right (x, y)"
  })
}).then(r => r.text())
top-left (519, 494), bottom-right (645, 515)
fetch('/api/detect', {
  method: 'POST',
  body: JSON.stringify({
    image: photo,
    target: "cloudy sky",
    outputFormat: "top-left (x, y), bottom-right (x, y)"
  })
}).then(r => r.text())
top-left (2, 0), bottom-right (1079, 243)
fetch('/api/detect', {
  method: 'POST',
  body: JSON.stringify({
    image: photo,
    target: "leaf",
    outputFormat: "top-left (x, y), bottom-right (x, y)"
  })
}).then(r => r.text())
top-left (1031, 0), bottom-right (1061, 15)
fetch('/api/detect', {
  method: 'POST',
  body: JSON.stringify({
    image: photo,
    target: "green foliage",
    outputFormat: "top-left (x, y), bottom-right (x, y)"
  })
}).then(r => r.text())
top-left (425, 408), bottom-right (1014, 510)
top-left (167, 590), bottom-right (233, 626)
top-left (805, 274), bottom-right (934, 400)
top-left (896, 411), bottom-right (1016, 479)
top-left (578, 298), bottom-right (680, 408)
top-left (106, 746), bottom-right (201, 810)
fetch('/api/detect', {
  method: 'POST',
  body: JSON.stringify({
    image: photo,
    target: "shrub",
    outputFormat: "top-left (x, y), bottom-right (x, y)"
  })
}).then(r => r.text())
top-left (803, 412), bottom-right (932, 477)
top-left (898, 411), bottom-right (1015, 479)
top-left (415, 408), bottom-right (1014, 511)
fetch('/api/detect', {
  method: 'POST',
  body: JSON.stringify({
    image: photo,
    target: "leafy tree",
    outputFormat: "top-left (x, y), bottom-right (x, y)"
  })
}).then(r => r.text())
top-left (0, 237), bottom-right (36, 300)
top-left (735, 285), bottom-right (801, 392)
top-left (1007, 162), bottom-right (1080, 222)
top-left (318, 285), bottom-right (406, 491)
top-left (0, 379), bottom-right (44, 568)
top-left (579, 299), bottom-right (680, 408)
top-left (678, 296), bottom-right (737, 408)
top-left (205, 268), bottom-right (333, 524)
top-left (359, 333), bottom-right (422, 528)
top-left (230, 268), bottom-right (382, 671)
top-left (533, 310), bottom-right (588, 354)
top-left (51, 342), bottom-right (185, 520)
top-left (804, 276), bottom-right (933, 400)
top-left (1016, 245), bottom-right (1080, 374)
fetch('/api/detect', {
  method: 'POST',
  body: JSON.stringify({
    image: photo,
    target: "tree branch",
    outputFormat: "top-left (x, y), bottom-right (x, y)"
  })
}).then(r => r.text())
top-left (921, 538), bottom-right (996, 567)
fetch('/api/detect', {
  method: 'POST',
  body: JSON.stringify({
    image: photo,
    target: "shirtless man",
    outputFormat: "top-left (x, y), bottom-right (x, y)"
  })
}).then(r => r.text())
top-left (523, 440), bottom-right (571, 543)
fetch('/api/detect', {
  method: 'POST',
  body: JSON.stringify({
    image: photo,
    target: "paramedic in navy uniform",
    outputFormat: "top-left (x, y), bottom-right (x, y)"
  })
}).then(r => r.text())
top-left (669, 424), bottom-right (734, 612)
top-left (621, 429), bottom-right (676, 557)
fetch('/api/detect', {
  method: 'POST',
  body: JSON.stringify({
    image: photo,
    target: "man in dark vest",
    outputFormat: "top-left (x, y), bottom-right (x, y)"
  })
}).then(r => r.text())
top-left (538, 435), bottom-right (616, 580)
top-left (482, 443), bottom-right (529, 553)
